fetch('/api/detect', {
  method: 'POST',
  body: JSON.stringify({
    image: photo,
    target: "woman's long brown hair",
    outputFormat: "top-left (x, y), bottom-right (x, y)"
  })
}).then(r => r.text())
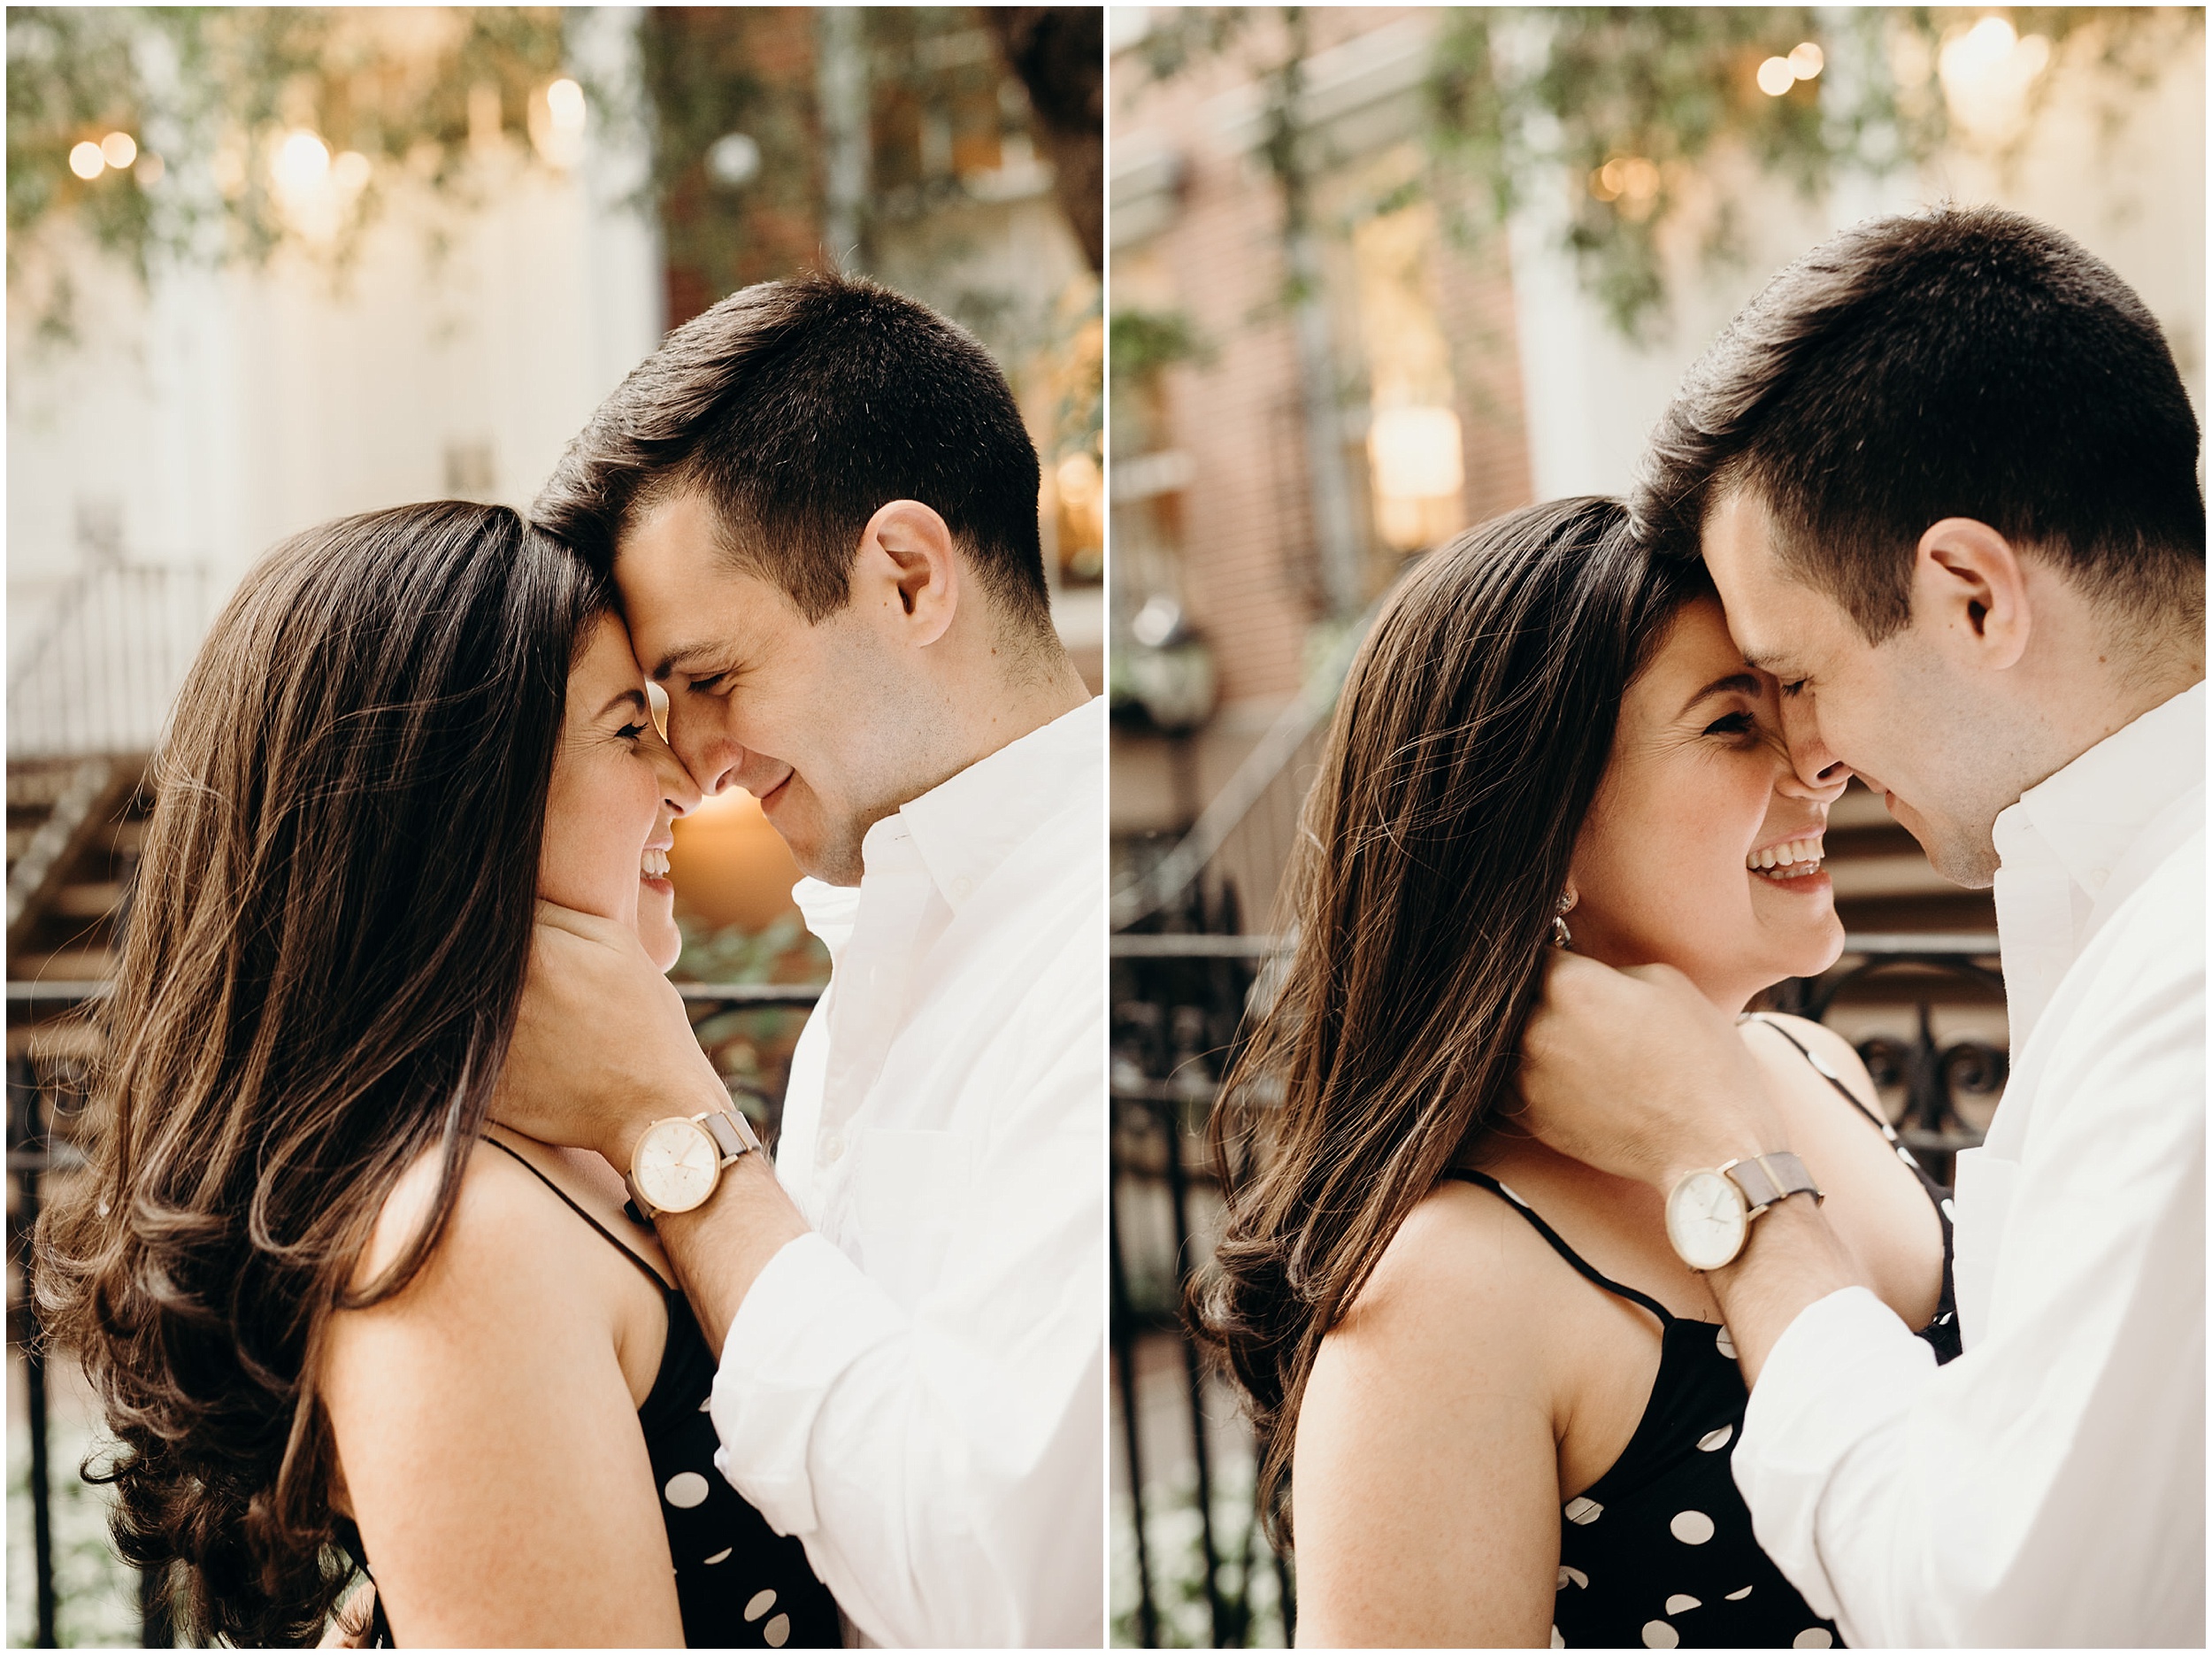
top-left (1190, 497), bottom-right (1711, 1544)
top-left (35, 501), bottom-right (608, 1644)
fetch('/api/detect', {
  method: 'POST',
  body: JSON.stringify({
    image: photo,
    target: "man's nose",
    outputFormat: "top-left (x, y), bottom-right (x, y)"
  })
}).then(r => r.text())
top-left (664, 697), bottom-right (740, 798)
top-left (649, 723), bottom-right (705, 816)
top-left (1778, 695), bottom-right (1851, 798)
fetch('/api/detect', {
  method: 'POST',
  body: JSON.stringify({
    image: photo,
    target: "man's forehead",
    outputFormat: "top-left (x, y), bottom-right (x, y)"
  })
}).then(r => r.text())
top-left (616, 489), bottom-right (722, 578)
top-left (1701, 487), bottom-right (1780, 570)
top-left (1700, 490), bottom-right (1806, 665)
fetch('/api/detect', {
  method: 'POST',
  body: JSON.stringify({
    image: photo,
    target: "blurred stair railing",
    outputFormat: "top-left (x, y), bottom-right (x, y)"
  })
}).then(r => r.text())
top-left (5, 759), bottom-right (116, 939)
top-left (1112, 601), bottom-right (1379, 933)
top-left (8, 565), bottom-right (213, 761)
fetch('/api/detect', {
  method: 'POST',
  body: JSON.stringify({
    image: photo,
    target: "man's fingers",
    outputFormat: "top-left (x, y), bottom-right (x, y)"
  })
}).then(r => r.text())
top-left (532, 897), bottom-right (638, 951)
top-left (1617, 959), bottom-right (1697, 996)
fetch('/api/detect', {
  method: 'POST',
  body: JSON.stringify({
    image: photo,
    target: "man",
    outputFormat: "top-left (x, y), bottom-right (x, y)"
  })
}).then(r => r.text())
top-left (1518, 207), bottom-right (2203, 1645)
top-left (504, 273), bottom-right (1103, 1646)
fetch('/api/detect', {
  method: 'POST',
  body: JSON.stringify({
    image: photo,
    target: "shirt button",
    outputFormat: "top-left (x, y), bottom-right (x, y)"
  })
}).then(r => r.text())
top-left (951, 874), bottom-right (973, 899)
top-left (821, 1132), bottom-right (846, 1164)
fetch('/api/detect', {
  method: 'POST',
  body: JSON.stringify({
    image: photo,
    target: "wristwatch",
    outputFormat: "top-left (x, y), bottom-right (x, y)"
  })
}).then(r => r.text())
top-left (625, 1105), bottom-right (757, 1222)
top-left (1663, 1151), bottom-right (1822, 1272)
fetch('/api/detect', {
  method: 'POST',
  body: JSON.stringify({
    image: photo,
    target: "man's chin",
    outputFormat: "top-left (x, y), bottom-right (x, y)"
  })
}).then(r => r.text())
top-left (779, 825), bottom-right (866, 889)
top-left (1897, 809), bottom-right (2001, 890)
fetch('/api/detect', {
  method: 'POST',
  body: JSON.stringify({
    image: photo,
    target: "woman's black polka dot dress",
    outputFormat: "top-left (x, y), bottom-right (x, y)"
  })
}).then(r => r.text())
top-left (338, 1140), bottom-right (841, 1648)
top-left (1449, 1019), bottom-right (1960, 1651)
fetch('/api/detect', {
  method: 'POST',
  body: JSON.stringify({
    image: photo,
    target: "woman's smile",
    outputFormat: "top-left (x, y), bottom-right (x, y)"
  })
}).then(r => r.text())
top-left (641, 836), bottom-right (674, 897)
top-left (1747, 830), bottom-right (1828, 885)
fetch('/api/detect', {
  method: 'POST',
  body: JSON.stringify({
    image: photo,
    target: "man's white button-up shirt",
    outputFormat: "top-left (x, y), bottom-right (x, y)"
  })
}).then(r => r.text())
top-left (707, 699), bottom-right (1105, 1648)
top-left (1734, 681), bottom-right (2205, 1647)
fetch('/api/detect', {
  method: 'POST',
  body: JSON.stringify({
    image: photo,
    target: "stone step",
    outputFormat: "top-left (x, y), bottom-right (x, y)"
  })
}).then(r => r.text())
top-left (50, 881), bottom-right (125, 919)
top-left (10, 947), bottom-right (116, 981)
top-left (6, 1020), bottom-right (104, 1062)
top-left (5, 763), bottom-right (88, 810)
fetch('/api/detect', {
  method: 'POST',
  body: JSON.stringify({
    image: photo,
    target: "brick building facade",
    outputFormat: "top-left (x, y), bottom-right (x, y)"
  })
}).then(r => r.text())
top-left (1110, 11), bottom-right (1533, 858)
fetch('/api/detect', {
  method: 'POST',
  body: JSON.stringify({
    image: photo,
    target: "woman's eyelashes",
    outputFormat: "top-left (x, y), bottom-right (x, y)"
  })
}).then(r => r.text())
top-left (1702, 709), bottom-right (1758, 739)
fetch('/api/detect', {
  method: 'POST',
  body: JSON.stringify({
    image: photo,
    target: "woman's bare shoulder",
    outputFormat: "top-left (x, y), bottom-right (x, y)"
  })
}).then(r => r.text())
top-left (321, 1145), bottom-right (683, 1645)
top-left (1317, 1174), bottom-right (1563, 1389)
top-left (1294, 1174), bottom-right (1567, 1648)
top-left (342, 1136), bottom-right (613, 1333)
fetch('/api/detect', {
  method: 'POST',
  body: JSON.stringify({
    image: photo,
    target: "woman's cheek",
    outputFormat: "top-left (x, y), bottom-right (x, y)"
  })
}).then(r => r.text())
top-left (539, 813), bottom-right (639, 922)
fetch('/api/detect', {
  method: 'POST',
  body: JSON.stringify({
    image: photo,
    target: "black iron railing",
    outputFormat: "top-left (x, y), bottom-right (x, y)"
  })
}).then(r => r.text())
top-left (5, 979), bottom-right (821, 1648)
top-left (1109, 928), bottom-right (2005, 1648)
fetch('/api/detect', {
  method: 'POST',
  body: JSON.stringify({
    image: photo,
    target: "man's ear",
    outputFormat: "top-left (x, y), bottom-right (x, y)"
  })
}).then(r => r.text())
top-left (1912, 517), bottom-right (2031, 672)
top-left (850, 499), bottom-right (958, 646)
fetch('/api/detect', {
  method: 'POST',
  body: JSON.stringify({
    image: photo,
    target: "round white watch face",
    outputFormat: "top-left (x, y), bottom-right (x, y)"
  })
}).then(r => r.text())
top-left (634, 1117), bottom-right (721, 1214)
top-left (1666, 1169), bottom-right (1749, 1272)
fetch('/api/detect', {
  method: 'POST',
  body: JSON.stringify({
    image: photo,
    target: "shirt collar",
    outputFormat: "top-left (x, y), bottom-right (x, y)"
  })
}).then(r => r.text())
top-left (1993, 681), bottom-right (2205, 907)
top-left (791, 697), bottom-right (1103, 931)
top-left (792, 876), bottom-right (864, 960)
top-left (894, 697), bottom-right (1102, 913)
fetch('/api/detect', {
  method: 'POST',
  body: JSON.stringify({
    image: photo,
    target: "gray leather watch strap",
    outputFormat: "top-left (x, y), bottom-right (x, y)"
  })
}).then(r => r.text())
top-left (1721, 1150), bottom-right (1820, 1215)
top-left (701, 1108), bottom-right (752, 1164)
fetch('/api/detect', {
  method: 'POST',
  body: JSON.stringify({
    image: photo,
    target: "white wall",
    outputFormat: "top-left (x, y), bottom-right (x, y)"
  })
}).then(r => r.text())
top-left (1510, 27), bottom-right (2207, 503)
top-left (5, 9), bottom-right (663, 639)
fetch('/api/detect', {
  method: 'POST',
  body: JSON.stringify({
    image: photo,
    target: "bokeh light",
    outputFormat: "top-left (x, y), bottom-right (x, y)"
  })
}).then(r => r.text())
top-left (274, 128), bottom-right (331, 194)
top-left (68, 141), bottom-right (104, 180)
top-left (547, 78), bottom-right (587, 134)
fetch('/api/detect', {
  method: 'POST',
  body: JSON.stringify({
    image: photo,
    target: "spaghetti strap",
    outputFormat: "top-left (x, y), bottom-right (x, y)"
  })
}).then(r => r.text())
top-left (1741, 1012), bottom-right (1957, 1255)
top-left (1741, 1012), bottom-right (1893, 1134)
top-left (480, 1136), bottom-right (672, 1292)
top-left (1445, 1168), bottom-right (1675, 1328)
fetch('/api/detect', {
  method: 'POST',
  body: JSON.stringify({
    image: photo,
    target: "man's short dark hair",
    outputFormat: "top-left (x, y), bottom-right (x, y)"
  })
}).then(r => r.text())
top-left (1636, 206), bottom-right (2205, 641)
top-left (534, 271), bottom-right (1051, 630)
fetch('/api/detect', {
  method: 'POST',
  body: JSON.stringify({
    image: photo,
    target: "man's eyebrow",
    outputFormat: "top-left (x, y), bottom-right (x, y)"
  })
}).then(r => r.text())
top-left (1680, 671), bottom-right (1762, 716)
top-left (649, 643), bottom-right (725, 682)
top-left (595, 687), bottom-right (648, 721)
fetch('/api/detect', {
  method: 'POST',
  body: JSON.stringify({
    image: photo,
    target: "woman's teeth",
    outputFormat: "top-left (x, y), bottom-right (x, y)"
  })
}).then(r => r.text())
top-left (641, 848), bottom-right (670, 880)
top-left (1747, 835), bottom-right (1824, 878)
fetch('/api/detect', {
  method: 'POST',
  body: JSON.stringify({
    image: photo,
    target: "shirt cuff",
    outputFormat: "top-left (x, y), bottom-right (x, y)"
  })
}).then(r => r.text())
top-left (709, 1230), bottom-right (907, 1537)
top-left (1734, 1285), bottom-right (1938, 1623)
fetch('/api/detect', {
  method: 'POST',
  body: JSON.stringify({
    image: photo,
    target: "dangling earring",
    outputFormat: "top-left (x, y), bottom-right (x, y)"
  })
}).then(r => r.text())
top-left (1552, 889), bottom-right (1577, 950)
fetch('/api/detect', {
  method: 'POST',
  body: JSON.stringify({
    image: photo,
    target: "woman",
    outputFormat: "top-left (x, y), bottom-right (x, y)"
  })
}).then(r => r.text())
top-left (36, 503), bottom-right (840, 1647)
top-left (1194, 497), bottom-right (1956, 1649)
